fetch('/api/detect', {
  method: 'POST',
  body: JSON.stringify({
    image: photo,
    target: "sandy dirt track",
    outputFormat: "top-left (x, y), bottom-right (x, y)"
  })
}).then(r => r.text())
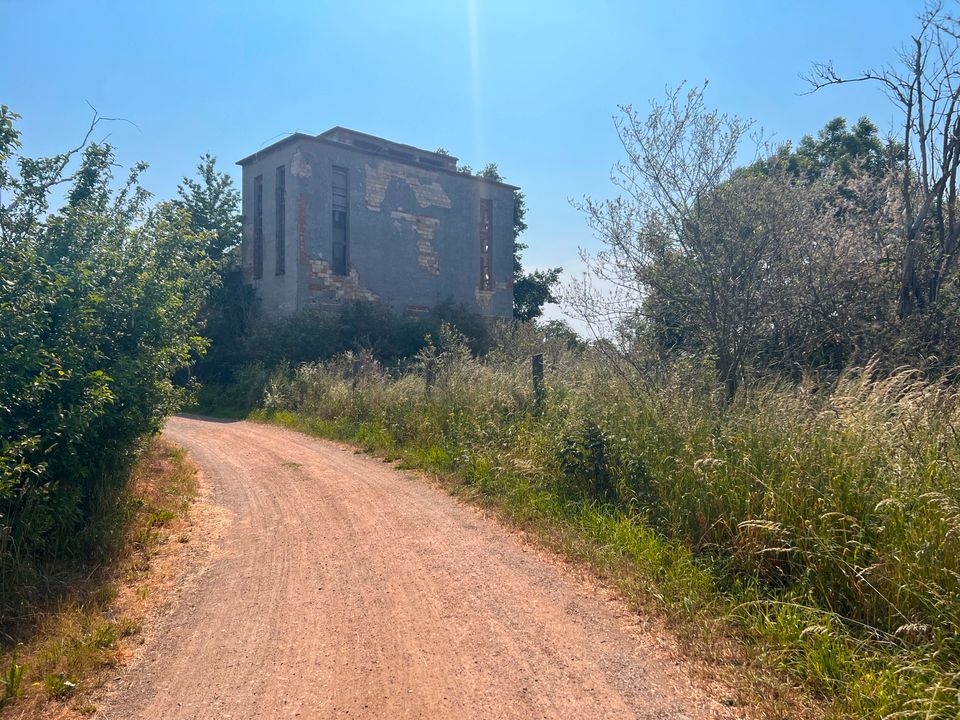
top-left (97, 416), bottom-right (736, 720)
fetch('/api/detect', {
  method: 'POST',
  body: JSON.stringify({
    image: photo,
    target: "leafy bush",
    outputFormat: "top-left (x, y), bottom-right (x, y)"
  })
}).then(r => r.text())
top-left (0, 651), bottom-right (24, 706)
top-left (0, 107), bottom-right (213, 627)
top-left (557, 419), bottom-right (617, 500)
top-left (43, 672), bottom-right (76, 699)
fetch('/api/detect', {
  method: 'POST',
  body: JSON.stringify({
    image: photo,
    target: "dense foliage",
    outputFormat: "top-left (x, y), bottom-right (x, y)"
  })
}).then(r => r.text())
top-left (572, 7), bottom-right (960, 393)
top-left (195, 299), bottom-right (508, 408)
top-left (173, 155), bottom-right (257, 384)
top-left (0, 107), bottom-right (214, 626)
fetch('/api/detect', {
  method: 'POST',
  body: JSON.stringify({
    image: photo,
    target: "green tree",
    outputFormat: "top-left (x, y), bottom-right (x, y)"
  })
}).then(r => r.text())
top-left (175, 156), bottom-right (255, 381)
top-left (174, 153), bottom-right (241, 262)
top-left (809, 5), bottom-right (960, 319)
top-left (573, 84), bottom-right (796, 399)
top-left (788, 116), bottom-right (889, 179)
top-left (0, 107), bottom-right (215, 620)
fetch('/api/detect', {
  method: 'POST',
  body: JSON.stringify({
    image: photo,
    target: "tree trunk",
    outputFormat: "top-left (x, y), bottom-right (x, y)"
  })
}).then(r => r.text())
top-left (898, 234), bottom-right (920, 319)
top-left (715, 351), bottom-right (739, 403)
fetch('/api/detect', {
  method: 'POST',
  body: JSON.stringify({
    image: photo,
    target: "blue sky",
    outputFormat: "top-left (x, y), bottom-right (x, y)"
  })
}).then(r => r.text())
top-left (2, 1), bottom-right (920, 318)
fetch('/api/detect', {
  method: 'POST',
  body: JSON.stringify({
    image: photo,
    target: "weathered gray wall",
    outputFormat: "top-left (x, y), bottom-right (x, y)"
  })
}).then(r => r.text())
top-left (240, 148), bottom-right (299, 315)
top-left (240, 136), bottom-right (515, 318)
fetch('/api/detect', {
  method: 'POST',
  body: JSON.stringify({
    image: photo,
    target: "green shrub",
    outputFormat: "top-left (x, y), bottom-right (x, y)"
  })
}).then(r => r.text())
top-left (0, 108), bottom-right (213, 628)
top-left (197, 299), bottom-right (500, 386)
top-left (0, 651), bottom-right (24, 706)
top-left (43, 672), bottom-right (76, 699)
top-left (557, 419), bottom-right (617, 500)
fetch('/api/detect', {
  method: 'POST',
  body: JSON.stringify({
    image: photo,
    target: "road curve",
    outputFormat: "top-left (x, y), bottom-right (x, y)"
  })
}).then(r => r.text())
top-left (97, 416), bottom-right (733, 720)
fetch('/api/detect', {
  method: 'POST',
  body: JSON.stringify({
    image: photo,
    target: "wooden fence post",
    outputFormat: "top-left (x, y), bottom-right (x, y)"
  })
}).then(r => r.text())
top-left (351, 359), bottom-right (361, 391)
top-left (532, 353), bottom-right (545, 415)
top-left (424, 357), bottom-right (435, 399)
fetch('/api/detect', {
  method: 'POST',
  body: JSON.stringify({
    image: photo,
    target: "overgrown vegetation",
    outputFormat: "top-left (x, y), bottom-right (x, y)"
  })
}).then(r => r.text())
top-left (244, 329), bottom-right (960, 718)
top-left (196, 297), bottom-right (507, 389)
top-left (0, 107), bottom-right (213, 632)
top-left (0, 437), bottom-right (198, 717)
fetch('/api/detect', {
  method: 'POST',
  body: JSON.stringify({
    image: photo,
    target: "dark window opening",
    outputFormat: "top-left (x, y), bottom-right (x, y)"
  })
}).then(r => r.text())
top-left (275, 166), bottom-right (285, 275)
top-left (332, 166), bottom-right (349, 276)
top-left (253, 174), bottom-right (263, 279)
top-left (479, 198), bottom-right (493, 289)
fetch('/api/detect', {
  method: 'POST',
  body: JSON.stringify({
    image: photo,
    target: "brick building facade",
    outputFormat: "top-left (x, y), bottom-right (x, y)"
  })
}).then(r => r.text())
top-left (237, 127), bottom-right (517, 318)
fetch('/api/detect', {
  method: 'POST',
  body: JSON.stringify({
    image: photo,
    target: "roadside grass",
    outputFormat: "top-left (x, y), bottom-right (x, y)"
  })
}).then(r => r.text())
top-left (242, 344), bottom-right (960, 720)
top-left (0, 438), bottom-right (198, 718)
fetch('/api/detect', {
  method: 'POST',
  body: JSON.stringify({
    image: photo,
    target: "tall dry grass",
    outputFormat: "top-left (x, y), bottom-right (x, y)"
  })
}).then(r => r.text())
top-left (252, 332), bottom-right (960, 718)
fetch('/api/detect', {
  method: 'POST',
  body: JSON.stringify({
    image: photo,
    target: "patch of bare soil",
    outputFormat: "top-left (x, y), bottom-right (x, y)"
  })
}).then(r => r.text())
top-left (96, 416), bottom-right (744, 719)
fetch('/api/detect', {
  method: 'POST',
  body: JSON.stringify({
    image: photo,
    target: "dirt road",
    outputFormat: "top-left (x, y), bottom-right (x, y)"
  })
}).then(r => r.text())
top-left (98, 416), bottom-right (736, 719)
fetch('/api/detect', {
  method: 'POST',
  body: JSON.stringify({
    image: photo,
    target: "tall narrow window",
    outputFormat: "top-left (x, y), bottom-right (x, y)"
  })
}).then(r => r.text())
top-left (332, 166), bottom-right (349, 276)
top-left (275, 166), bottom-right (285, 275)
top-left (479, 198), bottom-right (493, 289)
top-left (253, 174), bottom-right (264, 279)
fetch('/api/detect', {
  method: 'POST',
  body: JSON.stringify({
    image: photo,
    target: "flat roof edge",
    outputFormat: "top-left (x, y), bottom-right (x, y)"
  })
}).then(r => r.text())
top-left (236, 134), bottom-right (520, 190)
top-left (319, 126), bottom-right (460, 163)
top-left (236, 133), bottom-right (314, 166)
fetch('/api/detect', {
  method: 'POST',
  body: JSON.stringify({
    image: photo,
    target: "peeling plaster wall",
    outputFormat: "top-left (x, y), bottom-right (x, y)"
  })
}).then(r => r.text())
top-left (307, 258), bottom-right (379, 303)
top-left (390, 210), bottom-right (440, 275)
top-left (366, 161), bottom-right (451, 211)
top-left (240, 135), bottom-right (515, 318)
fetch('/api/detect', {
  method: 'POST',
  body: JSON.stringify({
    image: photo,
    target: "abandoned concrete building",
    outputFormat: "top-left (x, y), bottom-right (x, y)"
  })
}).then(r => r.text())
top-left (236, 127), bottom-right (517, 318)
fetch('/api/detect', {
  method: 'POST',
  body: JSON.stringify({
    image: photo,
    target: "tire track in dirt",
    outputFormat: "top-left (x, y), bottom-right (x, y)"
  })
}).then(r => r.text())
top-left (96, 416), bottom-right (738, 719)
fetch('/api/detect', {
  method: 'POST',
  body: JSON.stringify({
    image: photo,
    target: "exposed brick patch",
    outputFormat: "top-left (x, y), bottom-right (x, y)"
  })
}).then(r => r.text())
top-left (365, 161), bottom-right (451, 211)
top-left (309, 258), bottom-right (380, 302)
top-left (391, 210), bottom-right (440, 275)
top-left (291, 149), bottom-right (313, 178)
